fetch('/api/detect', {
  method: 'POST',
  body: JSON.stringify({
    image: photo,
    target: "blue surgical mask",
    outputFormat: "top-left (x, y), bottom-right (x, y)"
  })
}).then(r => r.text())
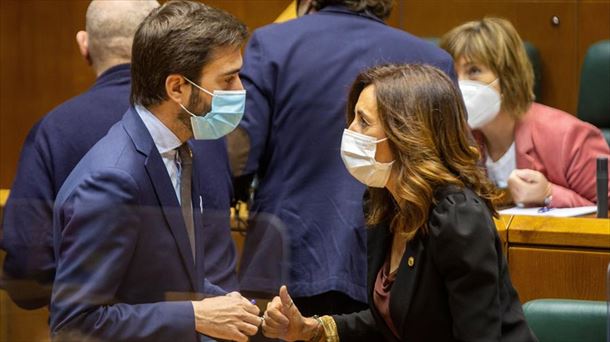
top-left (180, 76), bottom-right (246, 140)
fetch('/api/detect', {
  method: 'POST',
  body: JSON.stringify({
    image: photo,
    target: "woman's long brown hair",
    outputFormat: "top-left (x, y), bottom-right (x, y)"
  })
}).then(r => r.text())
top-left (346, 64), bottom-right (499, 238)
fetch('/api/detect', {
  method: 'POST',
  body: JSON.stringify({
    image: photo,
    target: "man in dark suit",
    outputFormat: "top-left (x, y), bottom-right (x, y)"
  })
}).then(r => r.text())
top-left (1, 0), bottom-right (238, 310)
top-left (0, 0), bottom-right (159, 310)
top-left (229, 0), bottom-right (457, 316)
top-left (49, 1), bottom-right (259, 341)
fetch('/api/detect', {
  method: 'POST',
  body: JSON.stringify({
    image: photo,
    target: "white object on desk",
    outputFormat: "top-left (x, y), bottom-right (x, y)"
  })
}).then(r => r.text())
top-left (499, 205), bottom-right (598, 217)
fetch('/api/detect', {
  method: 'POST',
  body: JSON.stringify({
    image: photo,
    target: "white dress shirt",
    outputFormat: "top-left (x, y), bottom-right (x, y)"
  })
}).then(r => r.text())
top-left (135, 104), bottom-right (183, 203)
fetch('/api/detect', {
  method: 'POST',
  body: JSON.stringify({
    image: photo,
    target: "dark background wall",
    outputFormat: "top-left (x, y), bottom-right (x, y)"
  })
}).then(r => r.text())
top-left (1, 0), bottom-right (609, 189)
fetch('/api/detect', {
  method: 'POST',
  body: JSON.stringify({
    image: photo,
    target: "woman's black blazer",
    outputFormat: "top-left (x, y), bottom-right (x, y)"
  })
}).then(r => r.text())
top-left (333, 186), bottom-right (537, 342)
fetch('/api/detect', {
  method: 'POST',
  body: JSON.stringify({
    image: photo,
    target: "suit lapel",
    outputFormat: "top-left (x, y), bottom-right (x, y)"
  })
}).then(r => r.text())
top-left (367, 225), bottom-right (391, 295)
top-left (123, 108), bottom-right (197, 290)
top-left (514, 116), bottom-right (545, 171)
top-left (391, 234), bottom-right (425, 337)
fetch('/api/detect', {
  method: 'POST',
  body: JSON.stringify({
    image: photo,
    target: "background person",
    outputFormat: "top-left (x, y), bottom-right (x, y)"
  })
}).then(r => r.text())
top-left (440, 17), bottom-right (610, 208)
top-left (0, 0), bottom-right (158, 309)
top-left (229, 0), bottom-right (456, 317)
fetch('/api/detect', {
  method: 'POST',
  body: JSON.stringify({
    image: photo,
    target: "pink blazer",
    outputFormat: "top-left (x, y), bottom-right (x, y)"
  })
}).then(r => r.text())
top-left (477, 103), bottom-right (610, 208)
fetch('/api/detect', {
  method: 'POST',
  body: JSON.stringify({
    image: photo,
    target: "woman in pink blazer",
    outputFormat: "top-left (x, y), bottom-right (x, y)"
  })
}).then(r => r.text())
top-left (440, 17), bottom-right (610, 208)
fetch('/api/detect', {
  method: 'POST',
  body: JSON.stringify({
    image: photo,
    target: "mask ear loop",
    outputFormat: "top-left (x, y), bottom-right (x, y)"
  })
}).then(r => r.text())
top-left (183, 76), bottom-right (215, 97)
top-left (181, 76), bottom-right (214, 117)
top-left (488, 78), bottom-right (503, 100)
top-left (375, 137), bottom-right (388, 144)
top-left (487, 77), bottom-right (504, 100)
top-left (179, 103), bottom-right (198, 118)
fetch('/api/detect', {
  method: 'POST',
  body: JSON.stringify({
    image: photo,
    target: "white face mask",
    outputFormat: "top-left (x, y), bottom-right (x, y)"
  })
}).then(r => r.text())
top-left (459, 79), bottom-right (501, 129)
top-left (340, 129), bottom-right (394, 188)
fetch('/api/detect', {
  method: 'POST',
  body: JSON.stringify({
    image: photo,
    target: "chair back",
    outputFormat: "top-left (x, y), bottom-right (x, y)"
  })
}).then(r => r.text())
top-left (523, 41), bottom-right (543, 102)
top-left (578, 40), bottom-right (610, 145)
top-left (523, 298), bottom-right (608, 342)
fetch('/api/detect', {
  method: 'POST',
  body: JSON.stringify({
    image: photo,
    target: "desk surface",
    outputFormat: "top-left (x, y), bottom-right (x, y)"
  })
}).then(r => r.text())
top-left (503, 214), bottom-right (610, 249)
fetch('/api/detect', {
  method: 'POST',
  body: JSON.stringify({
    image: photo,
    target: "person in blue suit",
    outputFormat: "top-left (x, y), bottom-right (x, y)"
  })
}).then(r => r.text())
top-left (229, 0), bottom-right (457, 316)
top-left (1, 0), bottom-right (238, 311)
top-left (49, 1), bottom-right (259, 341)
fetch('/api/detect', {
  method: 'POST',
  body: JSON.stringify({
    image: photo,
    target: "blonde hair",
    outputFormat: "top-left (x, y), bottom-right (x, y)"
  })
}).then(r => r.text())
top-left (440, 17), bottom-right (534, 118)
top-left (347, 64), bottom-right (499, 238)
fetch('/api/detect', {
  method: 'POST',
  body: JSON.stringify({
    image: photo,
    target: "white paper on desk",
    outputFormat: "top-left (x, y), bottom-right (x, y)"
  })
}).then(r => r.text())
top-left (499, 205), bottom-right (598, 217)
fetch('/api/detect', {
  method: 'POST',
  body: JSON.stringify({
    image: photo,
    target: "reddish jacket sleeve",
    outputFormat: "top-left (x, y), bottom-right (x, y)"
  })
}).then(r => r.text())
top-left (550, 118), bottom-right (610, 208)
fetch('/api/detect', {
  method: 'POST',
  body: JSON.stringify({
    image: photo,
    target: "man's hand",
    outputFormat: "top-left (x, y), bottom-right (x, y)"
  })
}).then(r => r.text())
top-left (192, 292), bottom-right (261, 342)
top-left (262, 285), bottom-right (319, 341)
top-left (508, 169), bottom-right (552, 207)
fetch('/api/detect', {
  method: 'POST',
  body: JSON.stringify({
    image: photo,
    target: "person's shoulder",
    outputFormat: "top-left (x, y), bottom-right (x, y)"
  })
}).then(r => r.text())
top-left (37, 87), bottom-right (129, 148)
top-left (56, 127), bottom-right (139, 202)
top-left (56, 162), bottom-right (140, 210)
top-left (64, 117), bottom-right (133, 173)
top-left (525, 102), bottom-right (575, 121)
top-left (375, 26), bottom-right (454, 67)
top-left (40, 89), bottom-right (118, 128)
top-left (433, 185), bottom-right (482, 206)
top-left (524, 102), bottom-right (598, 135)
top-left (28, 94), bottom-right (94, 151)
top-left (39, 92), bottom-right (89, 124)
top-left (428, 185), bottom-right (494, 239)
top-left (249, 19), bottom-right (300, 40)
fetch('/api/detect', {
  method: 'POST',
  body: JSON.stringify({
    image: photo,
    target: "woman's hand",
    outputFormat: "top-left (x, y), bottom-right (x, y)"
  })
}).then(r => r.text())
top-left (507, 169), bottom-right (552, 206)
top-left (262, 285), bottom-right (320, 341)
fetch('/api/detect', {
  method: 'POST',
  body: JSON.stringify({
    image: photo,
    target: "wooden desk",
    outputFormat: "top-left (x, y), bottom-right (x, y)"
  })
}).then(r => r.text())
top-left (503, 214), bottom-right (610, 303)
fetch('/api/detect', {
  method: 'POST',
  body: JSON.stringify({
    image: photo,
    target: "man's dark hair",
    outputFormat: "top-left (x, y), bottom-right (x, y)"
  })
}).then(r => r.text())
top-left (130, 0), bottom-right (247, 107)
top-left (311, 0), bottom-right (393, 20)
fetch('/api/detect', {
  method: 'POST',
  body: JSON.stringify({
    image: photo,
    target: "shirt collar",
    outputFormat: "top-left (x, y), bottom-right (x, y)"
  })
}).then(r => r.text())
top-left (318, 5), bottom-right (384, 24)
top-left (135, 104), bottom-right (182, 155)
top-left (93, 63), bottom-right (131, 88)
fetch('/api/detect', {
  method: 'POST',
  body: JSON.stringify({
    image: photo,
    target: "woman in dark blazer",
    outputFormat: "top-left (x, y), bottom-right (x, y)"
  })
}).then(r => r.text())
top-left (260, 64), bottom-right (537, 341)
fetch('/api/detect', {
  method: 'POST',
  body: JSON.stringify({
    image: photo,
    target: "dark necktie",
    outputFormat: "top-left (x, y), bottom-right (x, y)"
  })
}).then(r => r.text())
top-left (178, 144), bottom-right (196, 262)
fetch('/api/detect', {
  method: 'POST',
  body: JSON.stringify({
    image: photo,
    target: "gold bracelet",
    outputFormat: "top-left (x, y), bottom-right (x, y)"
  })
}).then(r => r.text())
top-left (319, 315), bottom-right (340, 342)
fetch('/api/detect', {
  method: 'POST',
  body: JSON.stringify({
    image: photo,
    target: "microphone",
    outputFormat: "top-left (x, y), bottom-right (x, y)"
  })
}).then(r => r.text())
top-left (597, 156), bottom-right (608, 218)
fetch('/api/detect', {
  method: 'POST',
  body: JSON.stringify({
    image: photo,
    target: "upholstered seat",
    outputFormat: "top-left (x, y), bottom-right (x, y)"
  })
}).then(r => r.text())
top-left (578, 40), bottom-right (610, 145)
top-left (523, 299), bottom-right (608, 342)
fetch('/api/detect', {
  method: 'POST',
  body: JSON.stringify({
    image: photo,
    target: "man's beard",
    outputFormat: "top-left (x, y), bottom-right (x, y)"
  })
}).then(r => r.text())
top-left (179, 88), bottom-right (211, 130)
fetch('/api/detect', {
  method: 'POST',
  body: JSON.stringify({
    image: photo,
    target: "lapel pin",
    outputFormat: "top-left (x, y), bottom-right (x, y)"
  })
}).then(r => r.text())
top-left (407, 256), bottom-right (415, 268)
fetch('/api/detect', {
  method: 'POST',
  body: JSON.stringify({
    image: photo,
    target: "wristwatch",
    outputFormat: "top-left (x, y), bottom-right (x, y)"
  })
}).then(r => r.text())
top-left (543, 194), bottom-right (553, 207)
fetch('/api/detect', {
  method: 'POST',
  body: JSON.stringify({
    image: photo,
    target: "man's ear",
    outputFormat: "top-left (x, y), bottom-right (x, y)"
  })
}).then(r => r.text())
top-left (166, 74), bottom-right (189, 104)
top-left (75, 31), bottom-right (92, 66)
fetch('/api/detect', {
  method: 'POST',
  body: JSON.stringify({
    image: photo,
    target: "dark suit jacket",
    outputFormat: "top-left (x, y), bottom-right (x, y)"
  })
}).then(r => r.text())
top-left (1, 64), bottom-right (237, 309)
top-left (50, 108), bottom-right (226, 341)
top-left (334, 186), bottom-right (537, 342)
top-left (237, 5), bottom-right (457, 302)
top-left (1, 64), bottom-right (132, 308)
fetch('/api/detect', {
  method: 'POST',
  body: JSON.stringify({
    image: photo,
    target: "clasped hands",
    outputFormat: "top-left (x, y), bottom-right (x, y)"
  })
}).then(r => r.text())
top-left (191, 286), bottom-right (316, 342)
top-left (507, 168), bottom-right (552, 207)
